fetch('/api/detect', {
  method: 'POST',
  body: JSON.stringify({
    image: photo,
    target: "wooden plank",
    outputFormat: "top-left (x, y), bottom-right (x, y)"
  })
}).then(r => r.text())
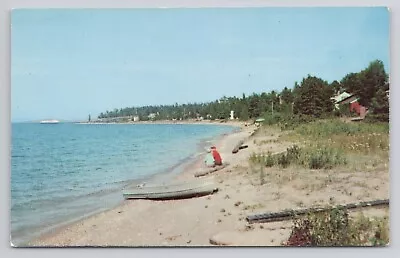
top-left (246, 199), bottom-right (389, 224)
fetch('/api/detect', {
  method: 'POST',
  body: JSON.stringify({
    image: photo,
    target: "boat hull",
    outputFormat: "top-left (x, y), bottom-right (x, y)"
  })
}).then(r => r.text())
top-left (122, 179), bottom-right (217, 200)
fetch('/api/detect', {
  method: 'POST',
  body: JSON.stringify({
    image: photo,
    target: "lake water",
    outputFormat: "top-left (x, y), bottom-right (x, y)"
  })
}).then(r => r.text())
top-left (10, 122), bottom-right (236, 245)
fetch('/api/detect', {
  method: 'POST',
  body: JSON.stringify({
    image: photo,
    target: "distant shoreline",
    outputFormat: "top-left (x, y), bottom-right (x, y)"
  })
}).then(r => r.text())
top-left (75, 119), bottom-right (249, 128)
top-left (13, 119), bottom-right (252, 129)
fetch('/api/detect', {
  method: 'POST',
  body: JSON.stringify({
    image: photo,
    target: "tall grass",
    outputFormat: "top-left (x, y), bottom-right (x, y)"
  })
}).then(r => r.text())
top-left (282, 119), bottom-right (389, 156)
top-left (307, 147), bottom-right (348, 169)
top-left (249, 145), bottom-right (347, 170)
top-left (262, 113), bottom-right (317, 131)
top-left (295, 119), bottom-right (389, 138)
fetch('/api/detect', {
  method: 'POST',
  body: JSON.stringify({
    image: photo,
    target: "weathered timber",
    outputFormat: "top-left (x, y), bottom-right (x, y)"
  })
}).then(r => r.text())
top-left (232, 140), bottom-right (245, 154)
top-left (246, 199), bottom-right (389, 224)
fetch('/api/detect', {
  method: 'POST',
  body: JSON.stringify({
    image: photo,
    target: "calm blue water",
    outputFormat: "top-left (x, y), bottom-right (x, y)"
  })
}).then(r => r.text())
top-left (11, 123), bottom-right (236, 245)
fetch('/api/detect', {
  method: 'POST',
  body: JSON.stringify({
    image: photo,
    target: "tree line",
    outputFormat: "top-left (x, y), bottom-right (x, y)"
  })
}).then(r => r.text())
top-left (97, 59), bottom-right (389, 122)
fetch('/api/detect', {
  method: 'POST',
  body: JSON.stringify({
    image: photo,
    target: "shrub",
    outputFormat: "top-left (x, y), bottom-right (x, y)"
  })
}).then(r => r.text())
top-left (364, 113), bottom-right (390, 123)
top-left (286, 145), bottom-right (302, 161)
top-left (262, 112), bottom-right (284, 126)
top-left (277, 153), bottom-right (290, 168)
top-left (307, 147), bottom-right (347, 169)
top-left (265, 153), bottom-right (275, 167)
top-left (249, 145), bottom-right (347, 170)
top-left (275, 145), bottom-right (302, 168)
top-left (280, 114), bottom-right (316, 131)
top-left (249, 152), bottom-right (263, 164)
top-left (285, 208), bottom-right (389, 246)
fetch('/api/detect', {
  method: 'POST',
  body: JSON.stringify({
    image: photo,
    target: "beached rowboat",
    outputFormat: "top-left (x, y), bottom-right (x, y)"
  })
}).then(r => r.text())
top-left (122, 179), bottom-right (218, 200)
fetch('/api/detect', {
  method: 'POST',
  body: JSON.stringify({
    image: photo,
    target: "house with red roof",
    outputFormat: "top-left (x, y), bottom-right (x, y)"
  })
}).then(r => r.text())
top-left (333, 92), bottom-right (368, 119)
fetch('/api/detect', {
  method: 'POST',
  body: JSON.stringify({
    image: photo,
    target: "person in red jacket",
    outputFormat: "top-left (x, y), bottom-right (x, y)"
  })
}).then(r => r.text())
top-left (210, 146), bottom-right (222, 166)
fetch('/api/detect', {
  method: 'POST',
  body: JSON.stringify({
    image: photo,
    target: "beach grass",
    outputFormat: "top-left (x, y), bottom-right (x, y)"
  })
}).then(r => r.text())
top-left (285, 208), bottom-right (389, 246)
top-left (246, 118), bottom-right (389, 246)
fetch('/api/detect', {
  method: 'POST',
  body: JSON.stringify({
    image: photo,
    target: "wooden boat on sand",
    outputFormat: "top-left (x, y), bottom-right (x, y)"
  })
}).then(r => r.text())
top-left (122, 178), bottom-right (218, 200)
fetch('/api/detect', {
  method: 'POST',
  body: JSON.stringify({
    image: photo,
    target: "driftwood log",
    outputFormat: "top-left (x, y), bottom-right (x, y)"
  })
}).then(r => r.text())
top-left (232, 140), bottom-right (245, 154)
top-left (246, 199), bottom-right (389, 224)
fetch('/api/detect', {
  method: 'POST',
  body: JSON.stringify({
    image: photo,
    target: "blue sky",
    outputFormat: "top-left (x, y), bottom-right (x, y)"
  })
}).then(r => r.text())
top-left (11, 7), bottom-right (389, 122)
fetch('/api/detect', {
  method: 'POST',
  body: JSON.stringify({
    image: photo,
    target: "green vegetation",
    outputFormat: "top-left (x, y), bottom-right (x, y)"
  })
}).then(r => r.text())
top-left (249, 145), bottom-right (347, 170)
top-left (285, 208), bottom-right (389, 246)
top-left (295, 119), bottom-right (389, 137)
top-left (97, 59), bottom-right (389, 123)
top-left (284, 119), bottom-right (390, 156)
top-left (341, 60), bottom-right (388, 109)
top-left (98, 92), bottom-right (283, 121)
top-left (248, 111), bottom-right (389, 247)
top-left (307, 147), bottom-right (347, 169)
top-left (293, 75), bottom-right (335, 117)
top-left (265, 153), bottom-right (275, 167)
top-left (240, 61), bottom-right (389, 247)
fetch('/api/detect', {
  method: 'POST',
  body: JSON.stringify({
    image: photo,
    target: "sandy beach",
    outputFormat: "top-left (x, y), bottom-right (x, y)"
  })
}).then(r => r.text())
top-left (26, 121), bottom-right (389, 247)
